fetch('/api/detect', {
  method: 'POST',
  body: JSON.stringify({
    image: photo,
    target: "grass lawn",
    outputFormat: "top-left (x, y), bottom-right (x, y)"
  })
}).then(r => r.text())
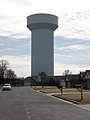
top-left (33, 86), bottom-right (90, 93)
top-left (32, 86), bottom-right (90, 104)
top-left (53, 93), bottom-right (90, 104)
top-left (32, 86), bottom-right (60, 93)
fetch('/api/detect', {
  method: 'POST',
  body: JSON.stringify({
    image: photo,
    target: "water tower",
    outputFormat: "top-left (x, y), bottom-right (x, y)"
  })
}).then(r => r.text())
top-left (27, 13), bottom-right (58, 76)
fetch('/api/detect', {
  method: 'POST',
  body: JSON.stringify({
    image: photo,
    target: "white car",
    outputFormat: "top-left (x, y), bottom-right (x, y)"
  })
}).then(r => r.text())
top-left (3, 84), bottom-right (11, 90)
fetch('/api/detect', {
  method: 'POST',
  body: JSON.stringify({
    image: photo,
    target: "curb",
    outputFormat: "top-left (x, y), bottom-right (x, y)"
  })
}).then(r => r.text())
top-left (37, 90), bottom-right (80, 104)
top-left (40, 91), bottom-right (80, 104)
top-left (52, 95), bottom-right (80, 104)
top-left (33, 89), bottom-right (90, 111)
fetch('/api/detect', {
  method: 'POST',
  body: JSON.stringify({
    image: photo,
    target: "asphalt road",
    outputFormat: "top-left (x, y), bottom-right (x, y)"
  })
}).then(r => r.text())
top-left (0, 87), bottom-right (90, 120)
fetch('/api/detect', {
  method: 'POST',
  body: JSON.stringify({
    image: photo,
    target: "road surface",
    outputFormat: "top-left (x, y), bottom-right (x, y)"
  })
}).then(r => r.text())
top-left (0, 87), bottom-right (90, 120)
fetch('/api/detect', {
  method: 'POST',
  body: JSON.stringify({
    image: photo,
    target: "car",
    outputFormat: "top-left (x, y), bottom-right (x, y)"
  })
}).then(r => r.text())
top-left (2, 84), bottom-right (11, 91)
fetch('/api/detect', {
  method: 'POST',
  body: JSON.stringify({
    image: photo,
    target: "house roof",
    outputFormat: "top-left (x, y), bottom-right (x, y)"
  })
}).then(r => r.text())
top-left (79, 71), bottom-right (85, 79)
top-left (24, 76), bottom-right (40, 83)
top-left (41, 76), bottom-right (65, 81)
top-left (65, 74), bottom-right (79, 81)
top-left (85, 70), bottom-right (90, 75)
top-left (53, 76), bottom-right (65, 80)
top-left (31, 76), bottom-right (42, 83)
top-left (83, 70), bottom-right (90, 80)
top-left (31, 76), bottom-right (65, 83)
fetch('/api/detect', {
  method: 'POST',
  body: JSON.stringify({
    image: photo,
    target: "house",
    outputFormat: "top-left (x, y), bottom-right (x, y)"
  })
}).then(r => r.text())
top-left (24, 76), bottom-right (41, 86)
top-left (24, 77), bottom-right (37, 86)
top-left (65, 74), bottom-right (80, 88)
top-left (83, 70), bottom-right (90, 89)
top-left (24, 70), bottom-right (90, 89)
top-left (31, 76), bottom-right (42, 86)
top-left (27, 75), bottom-right (65, 87)
top-left (24, 77), bottom-right (32, 86)
top-left (53, 76), bottom-right (65, 87)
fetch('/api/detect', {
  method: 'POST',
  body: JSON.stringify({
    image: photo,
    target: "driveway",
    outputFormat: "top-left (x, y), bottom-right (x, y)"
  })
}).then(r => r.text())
top-left (0, 87), bottom-right (90, 120)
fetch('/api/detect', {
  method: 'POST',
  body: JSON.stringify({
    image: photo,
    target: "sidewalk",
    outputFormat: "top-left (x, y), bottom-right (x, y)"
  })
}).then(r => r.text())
top-left (79, 104), bottom-right (90, 111)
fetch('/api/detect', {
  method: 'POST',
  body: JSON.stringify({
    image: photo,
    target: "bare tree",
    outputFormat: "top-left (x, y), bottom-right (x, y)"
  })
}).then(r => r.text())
top-left (5, 69), bottom-right (17, 79)
top-left (38, 72), bottom-right (47, 87)
top-left (38, 72), bottom-right (47, 76)
top-left (0, 60), bottom-right (9, 78)
top-left (63, 69), bottom-right (72, 75)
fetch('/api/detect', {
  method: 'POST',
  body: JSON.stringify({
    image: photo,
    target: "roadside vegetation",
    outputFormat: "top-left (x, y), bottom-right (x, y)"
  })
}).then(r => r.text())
top-left (32, 86), bottom-right (90, 104)
top-left (0, 60), bottom-right (17, 79)
top-left (0, 59), bottom-right (24, 86)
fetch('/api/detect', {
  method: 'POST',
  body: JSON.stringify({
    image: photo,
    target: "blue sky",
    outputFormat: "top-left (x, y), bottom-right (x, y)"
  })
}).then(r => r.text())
top-left (0, 0), bottom-right (90, 77)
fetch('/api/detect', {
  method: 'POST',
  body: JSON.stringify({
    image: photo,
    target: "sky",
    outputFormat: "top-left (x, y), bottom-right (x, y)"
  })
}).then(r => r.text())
top-left (0, 0), bottom-right (90, 77)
